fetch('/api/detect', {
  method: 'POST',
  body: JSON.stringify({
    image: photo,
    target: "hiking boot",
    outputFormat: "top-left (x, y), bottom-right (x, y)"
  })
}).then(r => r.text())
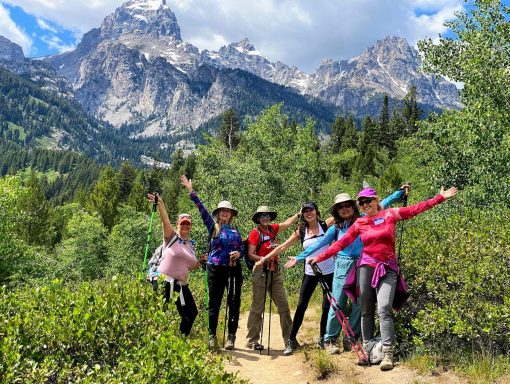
top-left (225, 334), bottom-right (236, 350)
top-left (325, 340), bottom-right (340, 355)
top-left (342, 337), bottom-right (353, 352)
top-left (283, 339), bottom-right (300, 356)
top-left (316, 336), bottom-right (325, 349)
top-left (209, 335), bottom-right (218, 350)
top-left (380, 346), bottom-right (394, 371)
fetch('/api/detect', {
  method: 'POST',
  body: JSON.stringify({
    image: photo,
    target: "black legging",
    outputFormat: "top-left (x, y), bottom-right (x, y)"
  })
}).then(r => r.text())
top-left (289, 272), bottom-right (334, 341)
top-left (158, 281), bottom-right (198, 336)
top-left (207, 264), bottom-right (243, 336)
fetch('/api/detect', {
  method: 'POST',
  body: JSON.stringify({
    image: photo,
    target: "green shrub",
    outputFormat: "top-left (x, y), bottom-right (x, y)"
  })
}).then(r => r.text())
top-left (0, 277), bottom-right (238, 383)
top-left (397, 207), bottom-right (510, 356)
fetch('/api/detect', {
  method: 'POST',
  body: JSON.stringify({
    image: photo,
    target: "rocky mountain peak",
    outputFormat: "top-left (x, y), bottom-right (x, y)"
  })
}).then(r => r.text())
top-left (100, 0), bottom-right (181, 40)
top-left (0, 35), bottom-right (25, 63)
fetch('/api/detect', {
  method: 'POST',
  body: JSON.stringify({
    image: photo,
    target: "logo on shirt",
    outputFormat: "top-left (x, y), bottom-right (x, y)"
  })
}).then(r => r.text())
top-left (373, 217), bottom-right (385, 225)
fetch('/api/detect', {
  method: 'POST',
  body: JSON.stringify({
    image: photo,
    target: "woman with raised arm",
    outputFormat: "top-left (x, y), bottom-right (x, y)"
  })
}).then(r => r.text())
top-left (309, 186), bottom-right (458, 370)
top-left (254, 202), bottom-right (334, 355)
top-left (245, 206), bottom-right (300, 350)
top-left (147, 194), bottom-right (201, 336)
top-left (285, 186), bottom-right (406, 355)
top-left (181, 175), bottom-right (243, 351)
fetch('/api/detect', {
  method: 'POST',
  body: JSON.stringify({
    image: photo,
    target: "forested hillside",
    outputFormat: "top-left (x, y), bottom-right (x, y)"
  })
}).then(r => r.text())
top-left (0, 1), bottom-right (508, 383)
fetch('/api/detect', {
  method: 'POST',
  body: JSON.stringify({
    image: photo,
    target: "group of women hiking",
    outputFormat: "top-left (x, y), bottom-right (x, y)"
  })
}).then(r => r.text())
top-left (148, 174), bottom-right (457, 371)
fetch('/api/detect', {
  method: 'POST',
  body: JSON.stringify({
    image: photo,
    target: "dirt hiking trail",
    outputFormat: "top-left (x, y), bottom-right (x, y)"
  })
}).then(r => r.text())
top-left (223, 310), bottom-right (466, 384)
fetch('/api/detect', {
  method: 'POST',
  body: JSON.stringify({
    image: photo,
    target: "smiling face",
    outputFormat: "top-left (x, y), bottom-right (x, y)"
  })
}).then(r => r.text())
top-left (358, 197), bottom-right (379, 216)
top-left (258, 213), bottom-right (272, 227)
top-left (217, 208), bottom-right (233, 224)
top-left (176, 215), bottom-right (192, 239)
top-left (336, 202), bottom-right (355, 220)
top-left (301, 207), bottom-right (318, 223)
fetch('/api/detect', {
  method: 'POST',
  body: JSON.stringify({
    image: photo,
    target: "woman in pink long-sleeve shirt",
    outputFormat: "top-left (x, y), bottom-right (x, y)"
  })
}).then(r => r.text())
top-left (309, 186), bottom-right (457, 370)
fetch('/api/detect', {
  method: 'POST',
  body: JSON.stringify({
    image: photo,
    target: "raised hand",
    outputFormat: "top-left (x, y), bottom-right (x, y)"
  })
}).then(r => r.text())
top-left (439, 186), bottom-right (458, 199)
top-left (180, 175), bottom-right (193, 193)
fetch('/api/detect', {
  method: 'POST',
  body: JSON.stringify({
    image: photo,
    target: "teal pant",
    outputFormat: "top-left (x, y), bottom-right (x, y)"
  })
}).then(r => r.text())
top-left (324, 257), bottom-right (361, 342)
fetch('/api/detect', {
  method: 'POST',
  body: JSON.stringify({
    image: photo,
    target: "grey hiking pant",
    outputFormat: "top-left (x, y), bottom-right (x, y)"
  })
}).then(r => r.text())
top-left (359, 265), bottom-right (397, 347)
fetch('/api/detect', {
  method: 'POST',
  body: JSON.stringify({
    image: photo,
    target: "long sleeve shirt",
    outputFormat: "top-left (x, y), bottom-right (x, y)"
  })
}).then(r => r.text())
top-left (190, 191), bottom-right (243, 266)
top-left (295, 188), bottom-right (404, 262)
top-left (315, 194), bottom-right (446, 263)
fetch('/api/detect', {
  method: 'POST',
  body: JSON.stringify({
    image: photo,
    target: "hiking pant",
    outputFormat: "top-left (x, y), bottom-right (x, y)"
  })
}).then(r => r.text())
top-left (324, 257), bottom-right (361, 342)
top-left (207, 264), bottom-right (243, 336)
top-left (163, 282), bottom-right (198, 336)
top-left (289, 272), bottom-right (333, 341)
top-left (246, 268), bottom-right (292, 347)
top-left (359, 265), bottom-right (397, 347)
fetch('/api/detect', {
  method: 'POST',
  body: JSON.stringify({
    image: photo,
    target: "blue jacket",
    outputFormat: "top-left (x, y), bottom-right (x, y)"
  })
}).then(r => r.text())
top-left (295, 189), bottom-right (404, 262)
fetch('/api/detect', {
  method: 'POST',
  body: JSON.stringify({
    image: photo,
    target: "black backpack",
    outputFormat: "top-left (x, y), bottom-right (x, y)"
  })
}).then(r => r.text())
top-left (244, 226), bottom-right (276, 270)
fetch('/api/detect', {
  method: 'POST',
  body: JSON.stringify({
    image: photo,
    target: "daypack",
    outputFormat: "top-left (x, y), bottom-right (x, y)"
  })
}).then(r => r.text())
top-left (147, 234), bottom-right (179, 282)
top-left (299, 220), bottom-right (329, 244)
top-left (244, 225), bottom-right (276, 271)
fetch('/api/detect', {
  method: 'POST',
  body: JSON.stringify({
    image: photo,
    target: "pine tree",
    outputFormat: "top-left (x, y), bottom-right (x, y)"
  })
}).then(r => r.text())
top-left (340, 116), bottom-right (359, 151)
top-left (403, 86), bottom-right (421, 135)
top-left (378, 94), bottom-right (393, 151)
top-left (329, 116), bottom-right (346, 153)
top-left (116, 161), bottom-right (137, 201)
top-left (86, 165), bottom-right (120, 230)
top-left (127, 175), bottom-right (147, 213)
top-left (218, 108), bottom-right (241, 151)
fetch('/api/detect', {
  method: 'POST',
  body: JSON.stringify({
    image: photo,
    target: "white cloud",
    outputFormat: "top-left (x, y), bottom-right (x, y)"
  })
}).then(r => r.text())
top-left (40, 34), bottom-right (75, 53)
top-left (36, 17), bottom-right (58, 33)
top-left (0, 3), bottom-right (32, 54)
top-left (2, 0), bottom-right (466, 71)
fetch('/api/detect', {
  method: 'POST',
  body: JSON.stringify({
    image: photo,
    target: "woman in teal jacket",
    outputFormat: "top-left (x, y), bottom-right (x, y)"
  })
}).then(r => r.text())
top-left (284, 186), bottom-right (406, 354)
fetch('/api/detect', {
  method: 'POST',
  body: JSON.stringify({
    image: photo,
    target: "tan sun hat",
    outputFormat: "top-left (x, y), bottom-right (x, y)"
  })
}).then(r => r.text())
top-left (252, 206), bottom-right (277, 223)
top-left (212, 200), bottom-right (238, 217)
top-left (329, 193), bottom-right (356, 215)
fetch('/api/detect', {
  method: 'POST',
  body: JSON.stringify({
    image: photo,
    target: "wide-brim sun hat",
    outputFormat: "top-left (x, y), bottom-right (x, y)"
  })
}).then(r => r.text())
top-left (357, 188), bottom-right (378, 200)
top-left (329, 193), bottom-right (356, 215)
top-left (252, 205), bottom-right (277, 223)
top-left (212, 200), bottom-right (238, 217)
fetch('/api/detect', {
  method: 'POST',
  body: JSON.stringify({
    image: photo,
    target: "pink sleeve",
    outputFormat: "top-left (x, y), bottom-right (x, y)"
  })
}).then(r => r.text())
top-left (394, 194), bottom-right (446, 221)
top-left (315, 223), bottom-right (360, 262)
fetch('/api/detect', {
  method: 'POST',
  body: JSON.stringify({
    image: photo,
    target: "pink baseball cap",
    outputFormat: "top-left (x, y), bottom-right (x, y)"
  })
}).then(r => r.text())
top-left (357, 188), bottom-right (378, 199)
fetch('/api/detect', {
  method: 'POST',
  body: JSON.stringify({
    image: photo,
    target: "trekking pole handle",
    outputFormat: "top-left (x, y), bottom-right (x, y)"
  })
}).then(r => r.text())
top-left (311, 263), bottom-right (323, 277)
top-left (152, 193), bottom-right (159, 212)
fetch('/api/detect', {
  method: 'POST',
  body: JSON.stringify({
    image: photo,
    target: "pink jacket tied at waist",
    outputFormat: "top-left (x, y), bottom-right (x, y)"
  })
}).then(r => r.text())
top-left (343, 255), bottom-right (410, 311)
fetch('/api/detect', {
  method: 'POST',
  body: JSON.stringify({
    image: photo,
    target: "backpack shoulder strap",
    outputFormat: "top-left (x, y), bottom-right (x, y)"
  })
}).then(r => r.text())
top-left (334, 224), bottom-right (340, 241)
top-left (319, 220), bottom-right (328, 233)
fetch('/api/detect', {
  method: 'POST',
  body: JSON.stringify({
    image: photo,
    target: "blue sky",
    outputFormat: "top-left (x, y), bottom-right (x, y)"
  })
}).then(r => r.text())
top-left (0, 0), bottom-right (498, 72)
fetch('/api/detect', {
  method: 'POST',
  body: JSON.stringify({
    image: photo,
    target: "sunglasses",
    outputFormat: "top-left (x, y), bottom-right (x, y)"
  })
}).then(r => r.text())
top-left (259, 213), bottom-right (272, 219)
top-left (337, 203), bottom-right (352, 210)
top-left (179, 222), bottom-right (192, 226)
top-left (358, 198), bottom-right (374, 206)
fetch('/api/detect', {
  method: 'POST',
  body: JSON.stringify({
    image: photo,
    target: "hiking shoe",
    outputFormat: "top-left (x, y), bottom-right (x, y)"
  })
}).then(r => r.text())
top-left (342, 337), bottom-right (353, 352)
top-left (209, 335), bottom-right (218, 350)
top-left (283, 339), bottom-right (300, 356)
top-left (325, 340), bottom-right (340, 355)
top-left (245, 340), bottom-right (264, 350)
top-left (225, 334), bottom-right (236, 350)
top-left (316, 336), bottom-right (325, 349)
top-left (380, 346), bottom-right (394, 371)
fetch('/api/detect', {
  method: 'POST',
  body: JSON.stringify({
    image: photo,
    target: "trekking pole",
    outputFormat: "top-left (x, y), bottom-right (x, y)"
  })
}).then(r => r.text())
top-left (258, 265), bottom-right (269, 354)
top-left (223, 275), bottom-right (231, 348)
top-left (142, 193), bottom-right (158, 279)
top-left (266, 270), bottom-right (274, 356)
top-left (311, 263), bottom-right (369, 365)
top-left (201, 257), bottom-right (210, 334)
top-left (397, 185), bottom-right (410, 260)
